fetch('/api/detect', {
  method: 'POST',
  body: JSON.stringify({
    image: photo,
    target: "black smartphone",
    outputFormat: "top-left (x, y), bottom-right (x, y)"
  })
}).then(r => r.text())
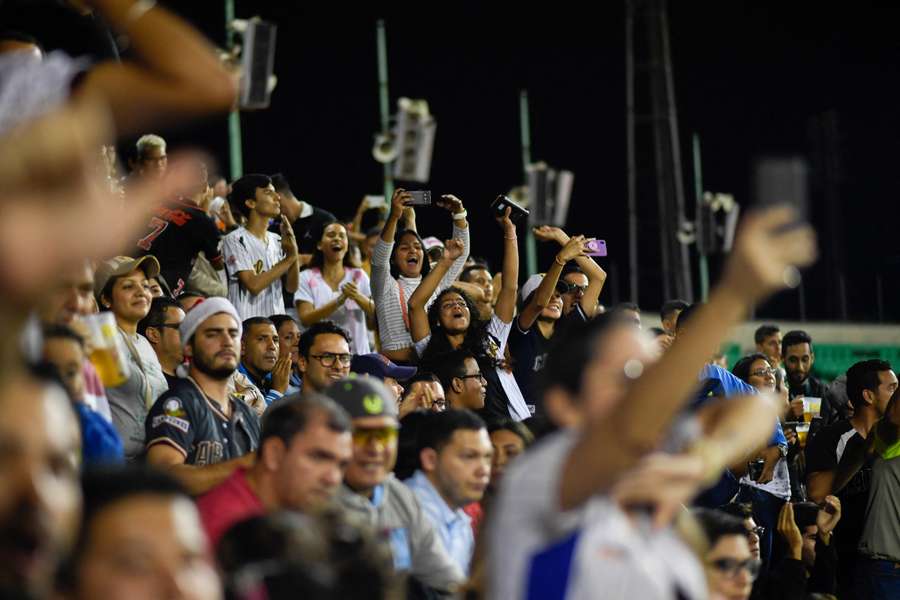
top-left (491, 194), bottom-right (529, 222)
top-left (405, 190), bottom-right (432, 206)
top-left (751, 156), bottom-right (809, 228)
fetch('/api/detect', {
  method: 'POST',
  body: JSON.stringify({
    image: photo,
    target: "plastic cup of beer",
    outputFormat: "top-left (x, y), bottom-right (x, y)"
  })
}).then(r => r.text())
top-left (796, 423), bottom-right (810, 447)
top-left (802, 397), bottom-right (822, 423)
top-left (83, 313), bottom-right (129, 387)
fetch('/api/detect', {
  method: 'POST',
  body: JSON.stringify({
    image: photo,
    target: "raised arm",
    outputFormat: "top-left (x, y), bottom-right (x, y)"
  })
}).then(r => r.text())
top-left (560, 207), bottom-right (818, 510)
top-left (435, 194), bottom-right (470, 284)
top-left (380, 188), bottom-right (412, 244)
top-left (534, 226), bottom-right (607, 317)
top-left (280, 216), bottom-right (300, 294)
top-left (493, 208), bottom-right (519, 323)
top-left (519, 235), bottom-right (588, 330)
top-left (408, 239), bottom-right (465, 343)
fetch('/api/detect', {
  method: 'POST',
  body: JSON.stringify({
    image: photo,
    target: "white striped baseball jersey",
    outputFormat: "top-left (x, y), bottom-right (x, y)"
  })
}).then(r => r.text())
top-left (222, 226), bottom-right (287, 320)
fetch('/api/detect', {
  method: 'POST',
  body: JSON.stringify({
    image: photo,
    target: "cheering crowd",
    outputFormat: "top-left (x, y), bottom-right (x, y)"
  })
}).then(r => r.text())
top-left (0, 1), bottom-right (897, 599)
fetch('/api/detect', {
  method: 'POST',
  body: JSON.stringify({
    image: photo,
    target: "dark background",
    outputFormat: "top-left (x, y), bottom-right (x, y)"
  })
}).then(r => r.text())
top-left (9, 1), bottom-right (900, 321)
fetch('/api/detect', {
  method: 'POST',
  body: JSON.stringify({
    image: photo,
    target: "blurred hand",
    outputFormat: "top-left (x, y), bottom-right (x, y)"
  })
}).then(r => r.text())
top-left (280, 215), bottom-right (298, 257)
top-left (436, 194), bottom-right (464, 215)
top-left (816, 495), bottom-right (842, 536)
top-left (442, 238), bottom-right (465, 262)
top-left (790, 398), bottom-right (805, 420)
top-left (496, 206), bottom-right (515, 235)
top-left (777, 502), bottom-right (804, 560)
top-left (271, 355), bottom-right (292, 394)
top-left (390, 188), bottom-right (412, 217)
top-left (612, 452), bottom-right (705, 529)
top-left (556, 235), bottom-right (589, 264)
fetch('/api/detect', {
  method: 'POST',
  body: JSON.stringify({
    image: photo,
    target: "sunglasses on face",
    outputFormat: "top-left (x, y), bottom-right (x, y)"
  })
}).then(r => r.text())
top-left (556, 281), bottom-right (587, 295)
top-left (351, 427), bottom-right (399, 447)
top-left (709, 557), bottom-right (762, 580)
top-left (749, 368), bottom-right (777, 378)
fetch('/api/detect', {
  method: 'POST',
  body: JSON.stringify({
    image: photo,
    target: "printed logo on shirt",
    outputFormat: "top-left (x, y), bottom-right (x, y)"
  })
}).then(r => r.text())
top-left (254, 259), bottom-right (264, 274)
top-left (163, 398), bottom-right (187, 418)
top-left (152, 415), bottom-right (190, 433)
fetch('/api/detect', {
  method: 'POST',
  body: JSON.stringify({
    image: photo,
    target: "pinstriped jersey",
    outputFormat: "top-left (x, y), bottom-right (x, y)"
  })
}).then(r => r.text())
top-left (222, 226), bottom-right (286, 320)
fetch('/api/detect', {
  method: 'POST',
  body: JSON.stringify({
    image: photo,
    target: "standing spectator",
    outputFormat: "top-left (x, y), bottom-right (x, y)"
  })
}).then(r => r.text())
top-left (330, 377), bottom-right (465, 593)
top-left (404, 410), bottom-right (492, 575)
top-left (782, 330), bottom-right (839, 424)
top-left (295, 221), bottom-right (374, 354)
top-left (371, 189), bottom-right (470, 363)
top-left (270, 314), bottom-right (302, 394)
top-left (755, 324), bottom-right (783, 372)
top-left (145, 298), bottom-right (259, 495)
top-left (222, 174), bottom-right (300, 320)
top-left (137, 296), bottom-right (185, 387)
top-left (130, 133), bottom-right (167, 180)
top-left (271, 173), bottom-right (336, 258)
top-left (238, 316), bottom-right (291, 408)
top-left (95, 255), bottom-right (168, 461)
top-left (296, 321), bottom-right (352, 394)
top-left (693, 509), bottom-right (760, 600)
top-left (197, 394), bottom-right (353, 546)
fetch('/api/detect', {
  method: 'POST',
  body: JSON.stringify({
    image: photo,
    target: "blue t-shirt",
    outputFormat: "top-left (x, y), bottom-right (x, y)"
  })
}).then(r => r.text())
top-left (74, 402), bottom-right (124, 465)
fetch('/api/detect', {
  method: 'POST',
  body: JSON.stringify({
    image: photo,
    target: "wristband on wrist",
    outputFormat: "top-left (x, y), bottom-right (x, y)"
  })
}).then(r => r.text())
top-left (452, 210), bottom-right (468, 220)
top-left (554, 256), bottom-right (566, 267)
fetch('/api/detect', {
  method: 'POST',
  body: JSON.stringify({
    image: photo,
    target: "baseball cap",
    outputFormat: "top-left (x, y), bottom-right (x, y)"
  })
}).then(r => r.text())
top-left (350, 353), bottom-right (417, 382)
top-left (323, 376), bottom-right (398, 420)
top-left (94, 255), bottom-right (161, 300)
top-left (520, 273), bottom-right (544, 302)
top-left (422, 236), bottom-right (444, 251)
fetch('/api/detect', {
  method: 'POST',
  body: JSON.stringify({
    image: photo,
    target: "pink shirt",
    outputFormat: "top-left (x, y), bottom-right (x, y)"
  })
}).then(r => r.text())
top-left (196, 468), bottom-right (265, 547)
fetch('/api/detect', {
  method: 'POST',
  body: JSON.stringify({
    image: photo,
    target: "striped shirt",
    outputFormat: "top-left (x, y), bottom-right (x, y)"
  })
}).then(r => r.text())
top-left (371, 225), bottom-right (470, 352)
top-left (222, 226), bottom-right (287, 320)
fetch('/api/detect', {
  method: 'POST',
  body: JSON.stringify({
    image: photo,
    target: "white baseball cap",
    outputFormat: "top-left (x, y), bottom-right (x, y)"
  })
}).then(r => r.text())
top-left (520, 273), bottom-right (544, 302)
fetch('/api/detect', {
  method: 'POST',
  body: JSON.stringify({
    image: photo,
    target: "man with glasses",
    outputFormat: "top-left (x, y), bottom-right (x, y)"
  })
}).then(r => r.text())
top-left (297, 321), bottom-right (353, 393)
top-left (138, 296), bottom-right (186, 387)
top-left (434, 349), bottom-right (488, 412)
top-left (331, 377), bottom-right (465, 594)
top-left (532, 225), bottom-right (608, 321)
top-left (693, 508), bottom-right (762, 600)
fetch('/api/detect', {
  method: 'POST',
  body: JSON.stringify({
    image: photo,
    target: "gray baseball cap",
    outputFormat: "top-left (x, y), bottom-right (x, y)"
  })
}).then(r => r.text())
top-left (323, 376), bottom-right (398, 420)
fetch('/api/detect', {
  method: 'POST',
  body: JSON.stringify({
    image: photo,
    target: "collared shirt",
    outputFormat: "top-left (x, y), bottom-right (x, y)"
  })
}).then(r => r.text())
top-left (237, 362), bottom-right (284, 407)
top-left (405, 470), bottom-right (474, 574)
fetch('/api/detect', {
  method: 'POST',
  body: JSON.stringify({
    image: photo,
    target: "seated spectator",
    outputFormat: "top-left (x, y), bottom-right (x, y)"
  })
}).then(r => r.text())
top-left (351, 352), bottom-right (417, 405)
top-left (433, 349), bottom-right (488, 413)
top-left (222, 174), bottom-right (299, 320)
top-left (197, 393), bottom-right (352, 546)
top-left (693, 508), bottom-right (761, 600)
top-left (782, 330), bottom-right (841, 424)
top-left (238, 316), bottom-right (291, 407)
top-left (145, 298), bottom-right (260, 495)
top-left (137, 296), bottom-right (186, 388)
top-left (405, 410), bottom-right (492, 575)
top-left (397, 371), bottom-right (446, 418)
top-left (295, 220), bottom-right (374, 354)
top-left (371, 189), bottom-right (470, 363)
top-left (270, 314), bottom-right (302, 394)
top-left (95, 255), bottom-right (168, 461)
top-left (297, 321), bottom-right (352, 394)
top-left (329, 377), bottom-right (465, 593)
top-left (176, 288), bottom-right (208, 312)
top-left (59, 467), bottom-right (220, 600)
top-left (487, 418), bottom-right (534, 494)
top-left (719, 502), bottom-right (764, 561)
top-left (145, 275), bottom-right (172, 298)
top-left (660, 299), bottom-right (689, 336)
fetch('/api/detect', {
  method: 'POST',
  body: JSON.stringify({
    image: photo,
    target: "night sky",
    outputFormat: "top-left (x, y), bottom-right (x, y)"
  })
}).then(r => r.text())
top-left (13, 1), bottom-right (900, 321)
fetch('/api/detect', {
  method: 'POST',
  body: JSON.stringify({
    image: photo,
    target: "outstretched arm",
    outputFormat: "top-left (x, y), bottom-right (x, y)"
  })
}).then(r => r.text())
top-left (493, 208), bottom-right (519, 323)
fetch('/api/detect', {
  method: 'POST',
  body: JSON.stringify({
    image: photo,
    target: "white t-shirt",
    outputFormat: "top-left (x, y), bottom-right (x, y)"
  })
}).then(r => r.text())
top-left (222, 227), bottom-right (287, 320)
top-left (487, 431), bottom-right (707, 600)
top-left (294, 267), bottom-right (372, 355)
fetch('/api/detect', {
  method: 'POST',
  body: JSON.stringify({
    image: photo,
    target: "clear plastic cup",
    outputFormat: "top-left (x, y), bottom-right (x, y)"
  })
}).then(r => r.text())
top-left (83, 313), bottom-right (130, 387)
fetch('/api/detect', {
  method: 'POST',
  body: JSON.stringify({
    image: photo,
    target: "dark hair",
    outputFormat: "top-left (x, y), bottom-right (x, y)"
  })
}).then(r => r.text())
top-left (307, 220), bottom-right (358, 270)
top-left (719, 502), bottom-right (754, 521)
top-left (242, 316), bottom-right (275, 340)
top-left (731, 353), bottom-right (771, 385)
top-left (419, 288), bottom-right (493, 372)
top-left (792, 501), bottom-right (820, 530)
top-left (137, 296), bottom-right (181, 337)
top-left (539, 312), bottom-right (619, 399)
top-left (416, 409), bottom-right (486, 455)
top-left (660, 299), bottom-right (689, 321)
top-left (561, 262), bottom-right (585, 278)
top-left (675, 303), bottom-right (701, 332)
top-left (298, 321), bottom-right (351, 359)
top-left (781, 330), bottom-right (813, 357)
top-left (846, 359), bottom-right (893, 411)
top-left (467, 256), bottom-right (490, 271)
top-left (42, 324), bottom-right (85, 349)
top-left (488, 418), bottom-right (535, 447)
top-left (431, 349), bottom-right (476, 392)
top-left (692, 508), bottom-right (749, 547)
top-left (401, 371), bottom-right (440, 394)
top-left (389, 229), bottom-right (432, 280)
top-left (460, 264), bottom-right (491, 283)
top-left (228, 174), bottom-right (272, 219)
top-left (261, 393), bottom-right (351, 450)
top-left (0, 30), bottom-right (42, 49)
top-left (614, 302), bottom-right (640, 313)
top-left (270, 314), bottom-right (299, 332)
top-left (754, 324), bottom-right (781, 345)
top-left (270, 172), bottom-right (293, 196)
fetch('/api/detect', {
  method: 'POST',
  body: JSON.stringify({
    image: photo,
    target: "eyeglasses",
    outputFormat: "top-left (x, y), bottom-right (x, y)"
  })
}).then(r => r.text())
top-left (749, 368), bottom-right (777, 378)
top-left (709, 557), bottom-right (762, 580)
top-left (432, 399), bottom-right (447, 411)
top-left (352, 426), bottom-right (398, 447)
top-left (556, 281), bottom-right (587, 295)
top-left (457, 373), bottom-right (486, 383)
top-left (440, 299), bottom-right (468, 311)
top-left (747, 526), bottom-right (765, 538)
top-left (310, 353), bottom-right (353, 367)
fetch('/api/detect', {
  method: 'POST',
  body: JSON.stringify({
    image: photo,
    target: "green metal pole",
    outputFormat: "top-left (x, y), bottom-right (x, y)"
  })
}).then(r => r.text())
top-left (692, 133), bottom-right (709, 301)
top-left (376, 20), bottom-right (394, 201)
top-left (225, 0), bottom-right (243, 181)
top-left (520, 91), bottom-right (537, 277)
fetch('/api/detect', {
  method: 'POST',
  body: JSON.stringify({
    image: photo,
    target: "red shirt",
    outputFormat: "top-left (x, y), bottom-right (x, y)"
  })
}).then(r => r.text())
top-left (463, 502), bottom-right (483, 536)
top-left (196, 468), bottom-right (265, 547)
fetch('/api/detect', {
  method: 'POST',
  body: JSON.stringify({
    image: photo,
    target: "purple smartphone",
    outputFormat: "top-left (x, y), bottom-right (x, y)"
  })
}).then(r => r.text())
top-left (586, 239), bottom-right (607, 257)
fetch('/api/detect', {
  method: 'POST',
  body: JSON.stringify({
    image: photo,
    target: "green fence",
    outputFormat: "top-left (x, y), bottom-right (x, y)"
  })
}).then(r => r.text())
top-left (722, 343), bottom-right (900, 382)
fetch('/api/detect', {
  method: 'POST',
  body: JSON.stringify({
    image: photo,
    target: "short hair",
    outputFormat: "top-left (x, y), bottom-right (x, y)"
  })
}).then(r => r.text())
top-left (42, 324), bottom-right (84, 349)
top-left (731, 353), bottom-right (770, 385)
top-left (487, 418), bottom-right (535, 447)
top-left (135, 134), bottom-right (166, 160)
top-left (692, 508), bottom-right (749, 547)
top-left (460, 265), bottom-right (491, 283)
top-left (539, 312), bottom-right (619, 399)
top-left (242, 316), bottom-right (275, 340)
top-left (614, 302), bottom-right (641, 313)
top-left (675, 303), bottom-right (701, 331)
top-left (660, 299), bottom-right (689, 321)
top-left (270, 314), bottom-right (299, 332)
top-left (298, 321), bottom-right (351, 358)
top-left (270, 172), bottom-right (293, 196)
top-left (754, 324), bottom-right (781, 345)
top-left (416, 409), bottom-right (486, 455)
top-left (782, 330), bottom-right (813, 357)
top-left (719, 502), bottom-right (754, 521)
top-left (260, 393), bottom-right (351, 450)
top-left (845, 359), bottom-right (893, 411)
top-left (432, 348), bottom-right (476, 391)
top-left (561, 262), bottom-right (585, 278)
top-left (138, 296), bottom-right (181, 337)
top-left (228, 174), bottom-right (273, 219)
top-left (792, 501), bottom-right (820, 530)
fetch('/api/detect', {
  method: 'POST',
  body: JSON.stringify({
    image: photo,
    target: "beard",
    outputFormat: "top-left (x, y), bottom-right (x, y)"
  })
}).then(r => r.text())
top-left (192, 350), bottom-right (235, 380)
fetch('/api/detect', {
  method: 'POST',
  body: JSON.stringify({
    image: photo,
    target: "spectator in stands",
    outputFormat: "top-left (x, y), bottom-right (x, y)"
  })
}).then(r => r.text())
top-left (351, 352), bottom-right (417, 405)
top-left (509, 235), bottom-right (592, 418)
top-left (456, 263), bottom-right (495, 319)
top-left (405, 410), bottom-right (492, 575)
top-left (693, 508), bottom-right (760, 600)
top-left (197, 394), bottom-right (352, 546)
top-left (294, 220), bottom-right (374, 354)
top-left (397, 371), bottom-right (446, 418)
top-left (719, 502), bottom-right (763, 561)
top-left (297, 321), bottom-right (352, 394)
top-left (271, 173), bottom-right (337, 259)
top-left (270, 314), bottom-right (302, 394)
top-left (372, 189), bottom-right (470, 363)
top-left (661, 299), bottom-right (689, 336)
top-left (532, 226), bottom-right (607, 324)
top-left (131, 133), bottom-right (167, 180)
top-left (137, 296), bottom-right (185, 388)
top-left (95, 255), bottom-right (168, 461)
top-left (487, 418), bottom-right (533, 495)
top-left (782, 330), bottom-right (840, 423)
top-left (238, 316), bottom-right (291, 408)
top-left (412, 208), bottom-right (522, 424)
top-left (432, 349), bottom-right (487, 414)
top-left (0, 368), bottom-right (80, 600)
top-left (145, 298), bottom-right (259, 495)
top-left (755, 324), bottom-right (783, 371)
top-left (145, 275), bottom-right (170, 299)
top-left (330, 377), bottom-right (465, 593)
top-left (222, 174), bottom-right (299, 320)
top-left (611, 301), bottom-right (642, 329)
top-left (60, 467), bottom-right (220, 600)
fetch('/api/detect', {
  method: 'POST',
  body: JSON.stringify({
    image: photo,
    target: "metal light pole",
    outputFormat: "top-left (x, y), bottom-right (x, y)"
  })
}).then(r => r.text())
top-left (225, 0), bottom-right (243, 180)
top-left (376, 20), bottom-right (394, 201)
top-left (693, 133), bottom-right (709, 301)
top-left (519, 90), bottom-right (537, 277)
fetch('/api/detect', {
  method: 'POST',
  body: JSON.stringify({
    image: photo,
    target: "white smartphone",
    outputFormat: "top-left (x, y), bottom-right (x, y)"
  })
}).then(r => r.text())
top-left (364, 195), bottom-right (386, 209)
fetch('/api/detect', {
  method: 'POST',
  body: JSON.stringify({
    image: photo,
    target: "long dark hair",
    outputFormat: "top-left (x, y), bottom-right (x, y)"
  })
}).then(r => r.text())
top-left (389, 228), bottom-right (431, 280)
top-left (419, 288), bottom-right (495, 372)
top-left (307, 220), bottom-right (359, 270)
